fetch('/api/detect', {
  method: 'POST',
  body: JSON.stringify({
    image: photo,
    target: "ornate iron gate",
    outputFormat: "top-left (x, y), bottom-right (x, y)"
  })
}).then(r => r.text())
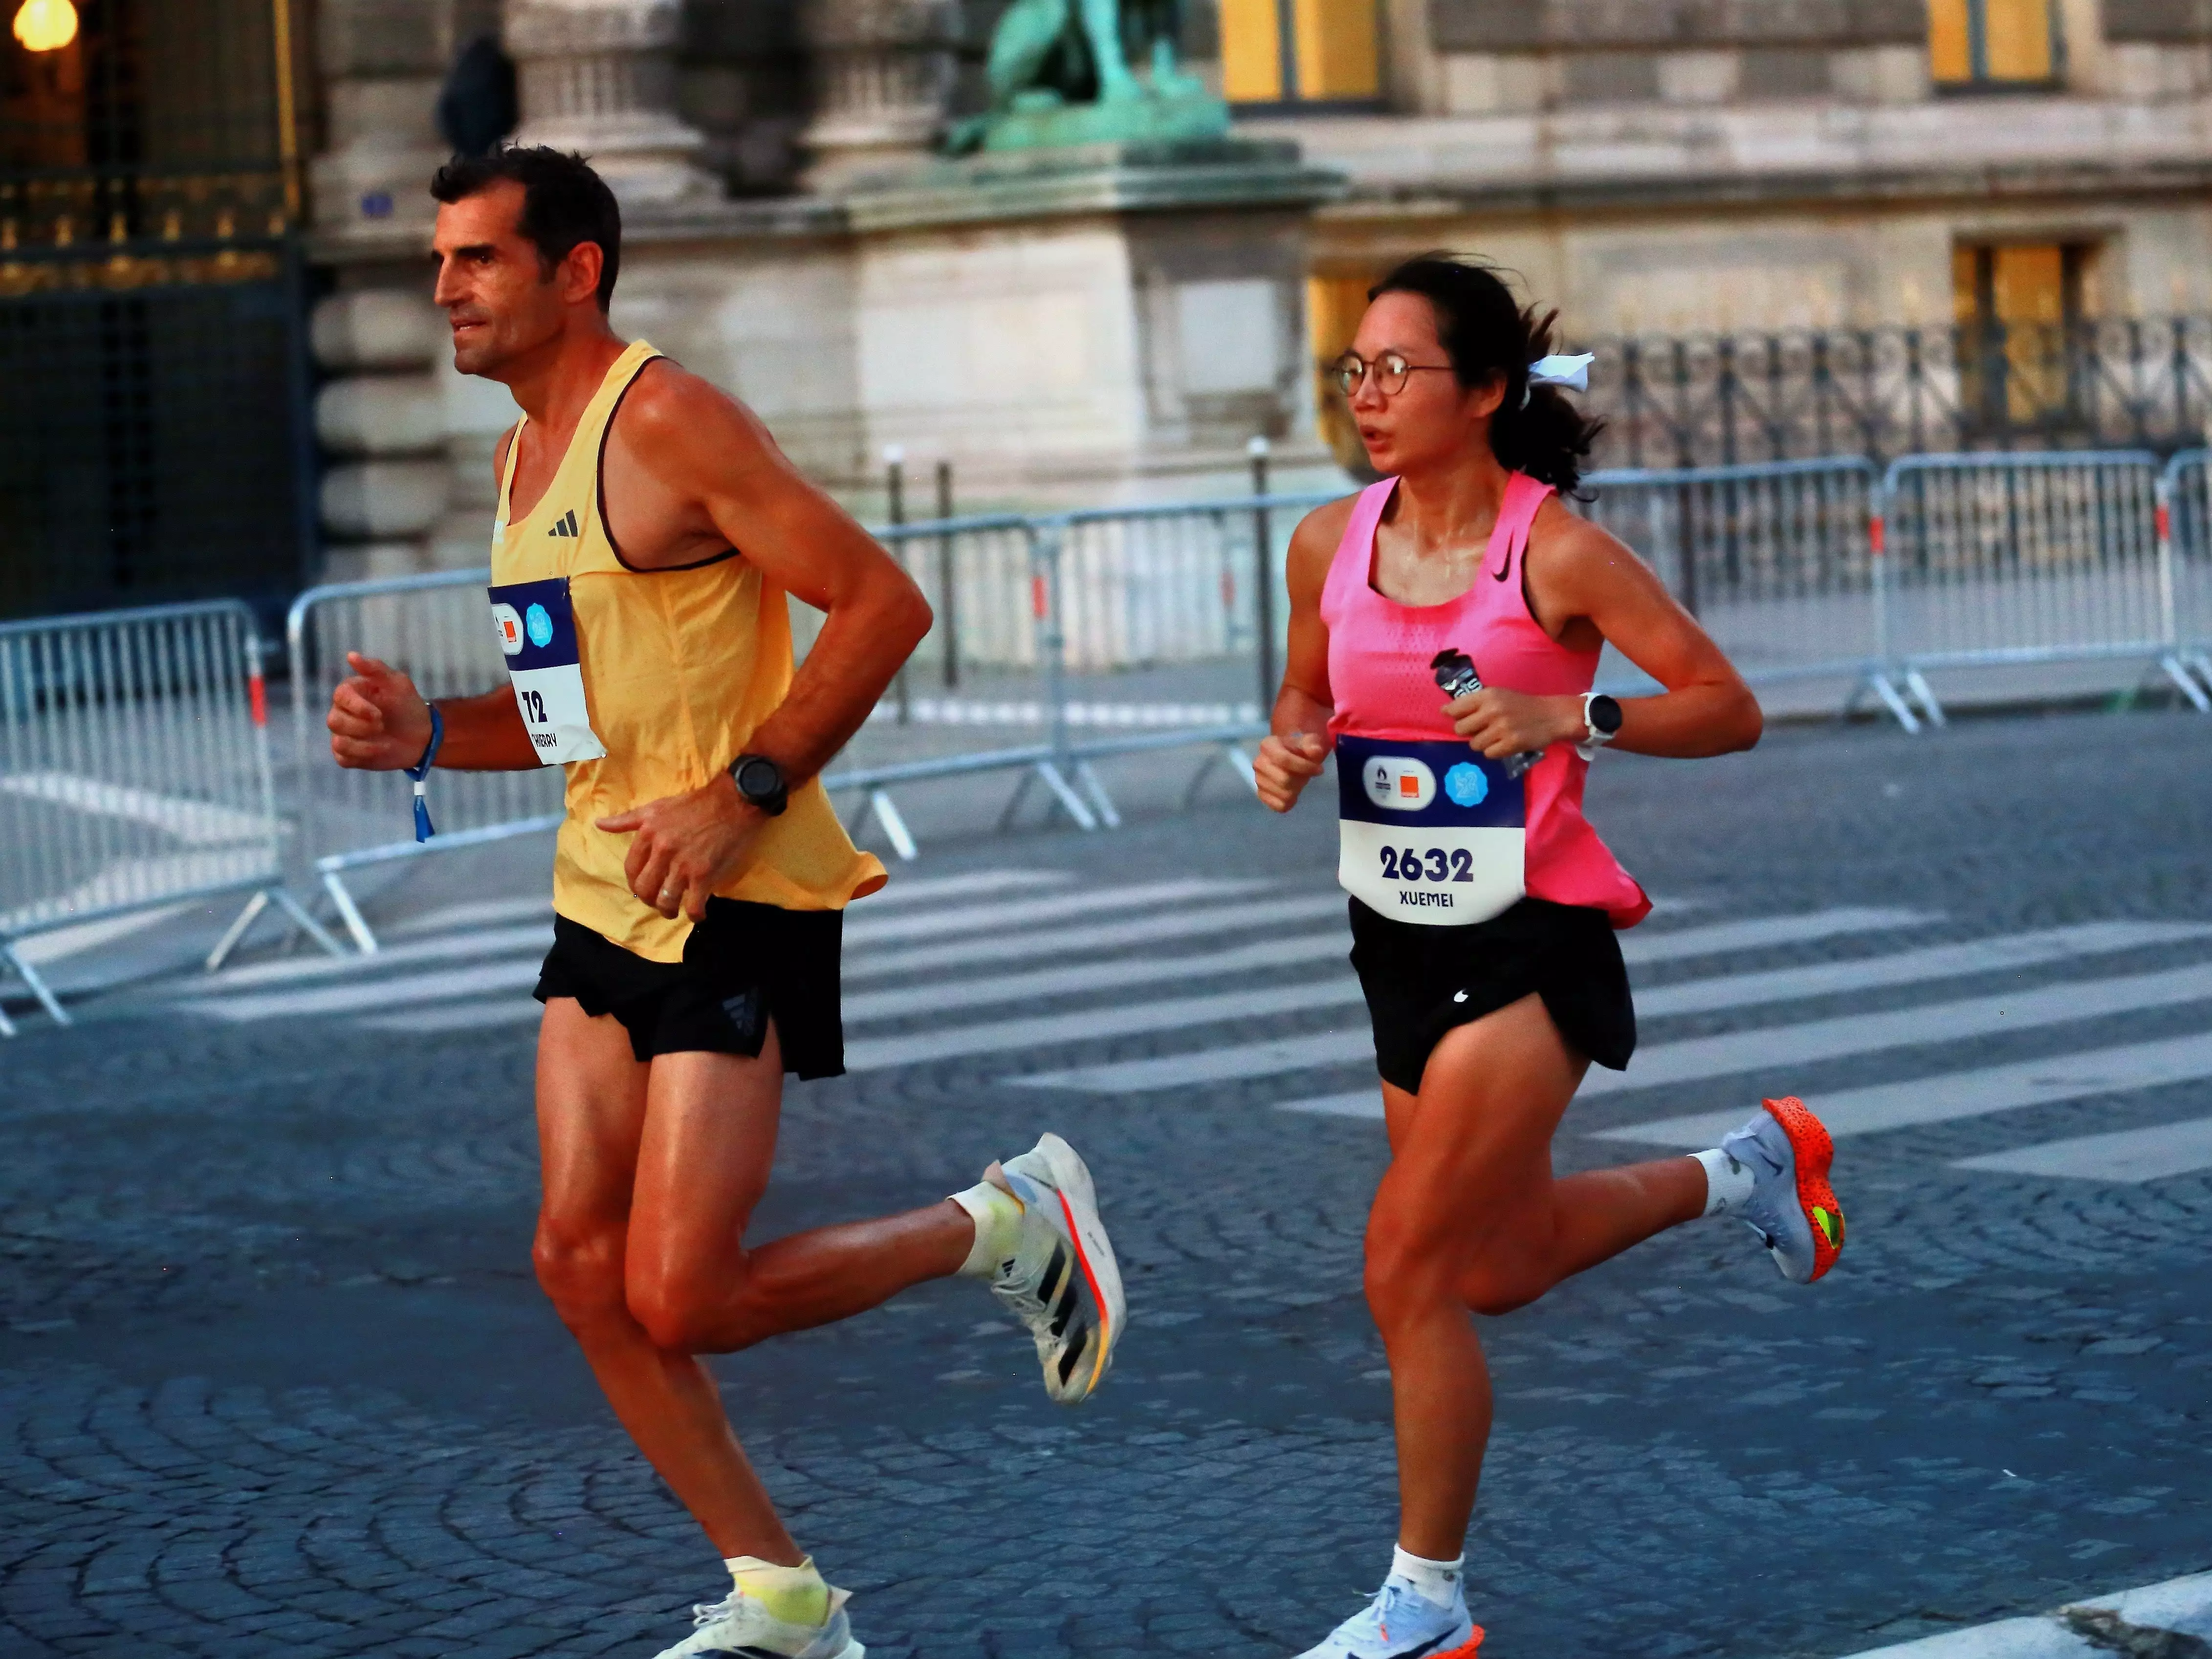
top-left (0, 0), bottom-right (312, 622)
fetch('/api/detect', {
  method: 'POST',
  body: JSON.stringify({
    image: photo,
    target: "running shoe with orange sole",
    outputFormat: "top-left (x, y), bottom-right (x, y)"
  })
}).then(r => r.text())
top-left (1292, 1580), bottom-right (1484, 1659)
top-left (1721, 1095), bottom-right (1844, 1284)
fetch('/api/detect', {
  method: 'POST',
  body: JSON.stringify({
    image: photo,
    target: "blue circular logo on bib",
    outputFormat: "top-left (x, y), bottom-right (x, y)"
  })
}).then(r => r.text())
top-left (525, 603), bottom-right (554, 648)
top-left (1444, 762), bottom-right (1488, 807)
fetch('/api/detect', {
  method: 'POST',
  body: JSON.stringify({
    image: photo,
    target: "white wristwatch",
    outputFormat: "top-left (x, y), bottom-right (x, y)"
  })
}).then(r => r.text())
top-left (1578, 692), bottom-right (1623, 760)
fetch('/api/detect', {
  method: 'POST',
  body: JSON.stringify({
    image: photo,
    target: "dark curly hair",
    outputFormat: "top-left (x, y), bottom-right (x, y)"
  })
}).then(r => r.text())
top-left (430, 145), bottom-right (620, 313)
top-left (1369, 254), bottom-right (1604, 494)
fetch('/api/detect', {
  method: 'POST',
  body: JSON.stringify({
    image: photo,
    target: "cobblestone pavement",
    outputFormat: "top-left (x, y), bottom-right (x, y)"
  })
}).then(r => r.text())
top-left (7, 710), bottom-right (2212, 1659)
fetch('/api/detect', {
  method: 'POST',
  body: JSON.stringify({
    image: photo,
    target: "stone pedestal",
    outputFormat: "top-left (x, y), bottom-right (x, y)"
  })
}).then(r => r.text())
top-left (617, 139), bottom-right (1348, 504)
top-left (797, 0), bottom-right (962, 192)
top-left (504, 0), bottom-right (718, 208)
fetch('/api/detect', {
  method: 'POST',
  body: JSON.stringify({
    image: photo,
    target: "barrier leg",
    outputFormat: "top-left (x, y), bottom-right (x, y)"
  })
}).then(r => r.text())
top-left (1183, 743), bottom-right (1262, 808)
top-left (0, 997), bottom-right (14, 1038)
top-left (1073, 761), bottom-right (1122, 829)
top-left (2, 941), bottom-right (70, 1028)
top-left (205, 891), bottom-right (271, 973)
top-left (2160, 654), bottom-right (2212, 713)
top-left (268, 889), bottom-right (347, 960)
top-left (320, 870), bottom-right (380, 956)
top-left (1865, 673), bottom-right (1924, 735)
top-left (1032, 762), bottom-right (1099, 831)
top-left (869, 789), bottom-right (920, 861)
top-left (1904, 669), bottom-right (1948, 728)
top-left (996, 768), bottom-right (1034, 832)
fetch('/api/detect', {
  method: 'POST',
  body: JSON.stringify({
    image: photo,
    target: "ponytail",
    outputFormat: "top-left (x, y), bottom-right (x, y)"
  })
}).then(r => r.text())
top-left (1369, 254), bottom-right (1604, 494)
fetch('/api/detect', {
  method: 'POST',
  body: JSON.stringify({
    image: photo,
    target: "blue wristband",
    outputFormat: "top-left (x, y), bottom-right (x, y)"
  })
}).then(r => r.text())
top-left (404, 703), bottom-right (445, 842)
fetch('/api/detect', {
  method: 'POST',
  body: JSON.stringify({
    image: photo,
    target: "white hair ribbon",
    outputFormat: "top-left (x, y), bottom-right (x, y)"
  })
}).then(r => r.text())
top-left (1523, 352), bottom-right (1595, 406)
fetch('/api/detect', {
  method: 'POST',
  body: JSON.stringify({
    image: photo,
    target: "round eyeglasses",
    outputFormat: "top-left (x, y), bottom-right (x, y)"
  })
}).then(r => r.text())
top-left (1327, 350), bottom-right (1456, 398)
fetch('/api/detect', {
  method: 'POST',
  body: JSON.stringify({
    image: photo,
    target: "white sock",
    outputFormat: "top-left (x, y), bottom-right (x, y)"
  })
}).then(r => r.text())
top-left (1694, 1147), bottom-right (1756, 1218)
top-left (948, 1178), bottom-right (1025, 1278)
top-left (1388, 1544), bottom-right (1463, 1610)
top-left (725, 1555), bottom-right (829, 1626)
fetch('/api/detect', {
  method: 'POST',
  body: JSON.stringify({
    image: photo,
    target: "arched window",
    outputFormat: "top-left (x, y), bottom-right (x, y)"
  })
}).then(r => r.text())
top-left (1929, 0), bottom-right (2060, 86)
top-left (1221, 0), bottom-right (1380, 107)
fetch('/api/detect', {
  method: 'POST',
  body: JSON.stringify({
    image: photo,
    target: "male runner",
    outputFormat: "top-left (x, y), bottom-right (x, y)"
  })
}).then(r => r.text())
top-left (325, 146), bottom-right (1125, 1659)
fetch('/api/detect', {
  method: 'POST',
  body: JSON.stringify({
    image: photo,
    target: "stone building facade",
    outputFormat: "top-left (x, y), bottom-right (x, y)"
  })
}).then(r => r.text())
top-left (305, 0), bottom-right (2212, 581)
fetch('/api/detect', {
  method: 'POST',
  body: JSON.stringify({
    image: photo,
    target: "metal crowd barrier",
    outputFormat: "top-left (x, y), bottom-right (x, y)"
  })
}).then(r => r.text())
top-left (1579, 457), bottom-right (1881, 690)
top-left (0, 600), bottom-right (339, 1033)
top-left (276, 452), bottom-right (2212, 951)
top-left (2162, 448), bottom-right (2212, 702)
top-left (286, 570), bottom-right (567, 953)
top-left (1872, 450), bottom-right (2211, 727)
top-left (832, 493), bottom-right (1336, 854)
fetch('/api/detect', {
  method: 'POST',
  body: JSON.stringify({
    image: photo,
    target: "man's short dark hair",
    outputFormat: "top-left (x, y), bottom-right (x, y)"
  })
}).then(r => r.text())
top-left (430, 145), bottom-right (621, 312)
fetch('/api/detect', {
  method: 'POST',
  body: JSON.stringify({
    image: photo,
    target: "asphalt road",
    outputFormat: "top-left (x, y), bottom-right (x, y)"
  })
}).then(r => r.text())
top-left (5, 708), bottom-right (2212, 1659)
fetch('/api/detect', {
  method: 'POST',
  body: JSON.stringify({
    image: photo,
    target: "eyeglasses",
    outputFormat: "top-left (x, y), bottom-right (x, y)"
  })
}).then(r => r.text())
top-left (1327, 350), bottom-right (1455, 398)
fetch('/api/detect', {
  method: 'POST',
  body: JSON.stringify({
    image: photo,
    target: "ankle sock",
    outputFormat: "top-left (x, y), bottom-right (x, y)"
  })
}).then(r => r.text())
top-left (1387, 1545), bottom-right (1464, 1610)
top-left (725, 1555), bottom-right (829, 1627)
top-left (1694, 1146), bottom-right (1757, 1218)
top-left (949, 1177), bottom-right (1025, 1279)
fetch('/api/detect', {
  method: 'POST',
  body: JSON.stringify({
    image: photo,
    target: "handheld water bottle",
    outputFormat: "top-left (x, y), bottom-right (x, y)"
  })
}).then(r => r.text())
top-left (1430, 649), bottom-right (1542, 779)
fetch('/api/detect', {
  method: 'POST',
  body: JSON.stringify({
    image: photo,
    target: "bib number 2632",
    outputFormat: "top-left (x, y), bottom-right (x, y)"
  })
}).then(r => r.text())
top-left (1336, 735), bottom-right (1526, 926)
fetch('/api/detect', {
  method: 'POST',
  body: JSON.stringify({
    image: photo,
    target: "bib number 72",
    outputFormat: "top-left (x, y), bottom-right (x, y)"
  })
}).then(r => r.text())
top-left (1379, 845), bottom-right (1474, 883)
top-left (519, 688), bottom-right (548, 724)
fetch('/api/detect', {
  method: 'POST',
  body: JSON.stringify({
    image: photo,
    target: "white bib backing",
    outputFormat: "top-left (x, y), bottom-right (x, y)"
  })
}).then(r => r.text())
top-left (1336, 735), bottom-right (1525, 926)
top-left (488, 575), bottom-right (608, 765)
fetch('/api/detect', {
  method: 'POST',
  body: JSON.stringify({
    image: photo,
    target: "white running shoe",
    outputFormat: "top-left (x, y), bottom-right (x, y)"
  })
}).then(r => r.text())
top-left (652, 1585), bottom-right (862, 1659)
top-left (1292, 1580), bottom-right (1485, 1658)
top-left (982, 1132), bottom-right (1126, 1404)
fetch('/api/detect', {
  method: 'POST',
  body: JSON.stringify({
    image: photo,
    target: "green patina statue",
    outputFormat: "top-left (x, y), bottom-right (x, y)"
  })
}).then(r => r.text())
top-left (948, 0), bottom-right (1229, 153)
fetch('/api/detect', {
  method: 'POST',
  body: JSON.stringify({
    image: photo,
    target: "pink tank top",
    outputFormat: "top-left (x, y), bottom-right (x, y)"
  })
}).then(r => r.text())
top-left (1320, 473), bottom-right (1651, 928)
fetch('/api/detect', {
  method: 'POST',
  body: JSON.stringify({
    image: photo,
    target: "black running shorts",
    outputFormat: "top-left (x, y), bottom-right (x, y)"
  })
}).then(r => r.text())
top-left (533, 898), bottom-right (846, 1077)
top-left (1348, 895), bottom-right (1636, 1094)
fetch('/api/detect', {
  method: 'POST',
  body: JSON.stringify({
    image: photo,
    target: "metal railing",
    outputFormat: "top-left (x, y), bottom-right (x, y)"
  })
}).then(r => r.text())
top-left (0, 599), bottom-right (337, 1033)
top-left (1591, 317), bottom-right (2212, 471)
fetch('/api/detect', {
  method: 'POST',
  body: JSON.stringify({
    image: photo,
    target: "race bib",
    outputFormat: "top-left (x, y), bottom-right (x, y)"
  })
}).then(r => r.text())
top-left (1336, 735), bottom-right (1525, 926)
top-left (488, 577), bottom-right (608, 766)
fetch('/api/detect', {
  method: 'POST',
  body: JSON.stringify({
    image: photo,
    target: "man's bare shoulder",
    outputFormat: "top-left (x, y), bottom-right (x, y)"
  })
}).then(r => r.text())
top-left (614, 359), bottom-right (768, 458)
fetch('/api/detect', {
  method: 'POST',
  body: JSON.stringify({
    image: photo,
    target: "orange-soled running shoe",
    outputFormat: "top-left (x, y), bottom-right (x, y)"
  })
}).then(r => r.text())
top-left (1292, 1580), bottom-right (1484, 1659)
top-left (1721, 1095), bottom-right (1844, 1284)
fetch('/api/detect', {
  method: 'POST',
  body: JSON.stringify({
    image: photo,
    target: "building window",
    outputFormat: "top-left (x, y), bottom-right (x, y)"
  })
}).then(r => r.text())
top-left (1929, 0), bottom-right (2060, 87)
top-left (1953, 240), bottom-right (2095, 428)
top-left (1223, 0), bottom-right (1380, 106)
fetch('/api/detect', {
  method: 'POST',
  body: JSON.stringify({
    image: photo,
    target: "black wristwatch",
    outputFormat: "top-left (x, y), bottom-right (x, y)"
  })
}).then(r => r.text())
top-left (728, 753), bottom-right (788, 817)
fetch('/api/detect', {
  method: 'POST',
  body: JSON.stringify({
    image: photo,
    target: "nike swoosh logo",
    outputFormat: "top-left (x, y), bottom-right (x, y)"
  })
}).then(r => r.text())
top-left (1490, 547), bottom-right (1512, 582)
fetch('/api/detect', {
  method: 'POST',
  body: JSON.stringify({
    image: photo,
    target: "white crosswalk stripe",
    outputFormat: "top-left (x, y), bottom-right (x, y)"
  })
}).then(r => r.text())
top-left (154, 864), bottom-right (2212, 1184)
top-left (1590, 1030), bottom-right (2212, 1150)
top-left (1016, 907), bottom-right (1946, 1094)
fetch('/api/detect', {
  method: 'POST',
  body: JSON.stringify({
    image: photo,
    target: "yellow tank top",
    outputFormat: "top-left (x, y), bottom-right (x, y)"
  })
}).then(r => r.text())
top-left (490, 340), bottom-right (886, 962)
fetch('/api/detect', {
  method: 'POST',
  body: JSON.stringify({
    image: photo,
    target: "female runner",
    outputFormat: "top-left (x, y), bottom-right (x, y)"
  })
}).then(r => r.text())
top-left (1255, 255), bottom-right (1846, 1659)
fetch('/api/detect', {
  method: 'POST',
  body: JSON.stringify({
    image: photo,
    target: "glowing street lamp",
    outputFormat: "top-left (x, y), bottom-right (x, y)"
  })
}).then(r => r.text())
top-left (12, 0), bottom-right (79, 52)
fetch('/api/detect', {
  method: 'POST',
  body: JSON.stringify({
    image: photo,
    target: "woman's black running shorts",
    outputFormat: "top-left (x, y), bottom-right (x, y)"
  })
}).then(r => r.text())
top-left (1348, 895), bottom-right (1636, 1094)
top-left (533, 898), bottom-right (846, 1077)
